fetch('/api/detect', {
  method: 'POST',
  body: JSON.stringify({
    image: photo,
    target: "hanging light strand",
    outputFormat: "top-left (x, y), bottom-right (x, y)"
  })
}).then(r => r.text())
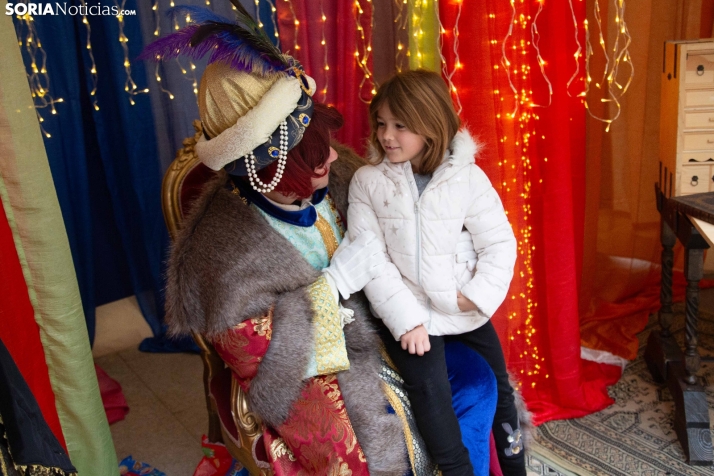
top-left (437, 0), bottom-right (463, 115)
top-left (319, 0), bottom-right (330, 102)
top-left (152, 0), bottom-right (160, 36)
top-left (170, 12), bottom-right (198, 99)
top-left (266, 0), bottom-right (280, 45)
top-left (283, 0), bottom-right (300, 53)
top-left (529, 0), bottom-right (552, 108)
top-left (15, 13), bottom-right (63, 138)
top-left (393, 0), bottom-right (408, 72)
top-left (583, 0), bottom-right (634, 131)
top-left (253, 0), bottom-right (264, 28)
top-left (354, 0), bottom-right (375, 102)
top-left (566, 0), bottom-right (584, 97)
top-left (489, 4), bottom-right (544, 390)
top-left (411, 0), bottom-right (424, 68)
top-left (354, 0), bottom-right (377, 104)
top-left (79, 0), bottom-right (99, 111)
top-left (175, 56), bottom-right (199, 99)
top-left (150, 0), bottom-right (175, 100)
top-left (114, 0), bottom-right (149, 105)
top-left (500, 0), bottom-right (518, 119)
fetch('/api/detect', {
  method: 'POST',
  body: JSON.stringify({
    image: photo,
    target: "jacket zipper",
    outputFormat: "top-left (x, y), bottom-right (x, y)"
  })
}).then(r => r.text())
top-left (406, 165), bottom-right (431, 320)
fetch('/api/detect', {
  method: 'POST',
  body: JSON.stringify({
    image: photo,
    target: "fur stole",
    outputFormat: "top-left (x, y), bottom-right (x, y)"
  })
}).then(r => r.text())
top-left (165, 146), bottom-right (407, 475)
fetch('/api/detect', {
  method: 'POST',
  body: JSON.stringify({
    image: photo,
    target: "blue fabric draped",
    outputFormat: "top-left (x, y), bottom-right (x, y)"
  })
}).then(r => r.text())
top-left (13, 0), bottom-right (273, 352)
top-left (13, 2), bottom-right (170, 348)
top-left (447, 342), bottom-right (498, 476)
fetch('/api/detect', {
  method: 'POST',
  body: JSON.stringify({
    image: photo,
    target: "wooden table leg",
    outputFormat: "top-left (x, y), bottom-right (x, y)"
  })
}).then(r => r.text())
top-left (668, 245), bottom-right (713, 465)
top-left (683, 247), bottom-right (704, 384)
top-left (645, 217), bottom-right (682, 382)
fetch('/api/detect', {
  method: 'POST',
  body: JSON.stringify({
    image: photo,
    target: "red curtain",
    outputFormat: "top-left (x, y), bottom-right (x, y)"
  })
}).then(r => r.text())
top-left (277, 0), bottom-right (623, 423)
top-left (439, 0), bottom-right (620, 423)
top-left (276, 0), bottom-right (373, 155)
top-left (0, 196), bottom-right (66, 448)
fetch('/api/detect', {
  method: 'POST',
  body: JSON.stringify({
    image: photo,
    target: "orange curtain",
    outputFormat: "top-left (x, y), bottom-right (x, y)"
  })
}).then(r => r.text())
top-left (580, 0), bottom-right (714, 361)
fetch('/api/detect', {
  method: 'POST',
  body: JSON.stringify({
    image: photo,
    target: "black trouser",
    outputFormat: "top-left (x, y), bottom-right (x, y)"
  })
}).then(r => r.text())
top-left (381, 321), bottom-right (526, 476)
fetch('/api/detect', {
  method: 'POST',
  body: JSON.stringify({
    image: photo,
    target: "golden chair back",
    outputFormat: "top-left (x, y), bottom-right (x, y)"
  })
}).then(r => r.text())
top-left (161, 120), bottom-right (273, 476)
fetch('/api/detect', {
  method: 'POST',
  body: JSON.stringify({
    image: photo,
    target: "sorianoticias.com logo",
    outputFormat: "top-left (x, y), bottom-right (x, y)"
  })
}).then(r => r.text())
top-left (5, 2), bottom-right (136, 16)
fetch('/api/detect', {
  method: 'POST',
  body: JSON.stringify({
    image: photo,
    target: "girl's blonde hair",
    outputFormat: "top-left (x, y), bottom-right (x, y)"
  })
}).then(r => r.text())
top-left (368, 69), bottom-right (460, 174)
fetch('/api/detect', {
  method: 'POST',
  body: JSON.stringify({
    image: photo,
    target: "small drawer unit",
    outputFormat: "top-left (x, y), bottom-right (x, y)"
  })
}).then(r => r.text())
top-left (685, 90), bottom-right (714, 108)
top-left (684, 111), bottom-right (714, 129)
top-left (685, 50), bottom-right (714, 87)
top-left (661, 40), bottom-right (714, 196)
top-left (679, 165), bottom-right (713, 194)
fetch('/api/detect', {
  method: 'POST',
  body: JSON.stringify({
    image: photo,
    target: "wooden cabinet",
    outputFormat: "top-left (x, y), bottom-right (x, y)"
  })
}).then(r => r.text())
top-left (661, 40), bottom-right (714, 196)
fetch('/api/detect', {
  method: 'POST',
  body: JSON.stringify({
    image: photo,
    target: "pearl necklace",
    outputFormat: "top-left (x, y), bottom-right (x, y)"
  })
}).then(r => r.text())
top-left (245, 120), bottom-right (288, 193)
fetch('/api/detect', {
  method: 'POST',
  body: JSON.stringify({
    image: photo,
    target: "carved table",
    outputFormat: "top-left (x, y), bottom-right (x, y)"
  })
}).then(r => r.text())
top-left (644, 183), bottom-right (714, 465)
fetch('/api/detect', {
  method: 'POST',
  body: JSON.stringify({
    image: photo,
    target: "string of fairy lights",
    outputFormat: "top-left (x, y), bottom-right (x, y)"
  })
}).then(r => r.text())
top-left (79, 0), bottom-right (99, 111)
top-left (583, 0), bottom-right (633, 132)
top-left (14, 12), bottom-right (63, 139)
top-left (283, 0), bottom-right (300, 53)
top-left (15, 0), bottom-right (630, 148)
top-left (411, 0), bottom-right (424, 68)
top-left (530, 0), bottom-right (553, 108)
top-left (437, 0), bottom-right (462, 114)
top-left (114, 0), bottom-right (149, 106)
top-left (354, 0), bottom-right (376, 102)
top-left (12, 0), bottom-right (632, 393)
top-left (489, 0), bottom-right (543, 390)
top-left (566, 0), bottom-right (584, 98)
top-left (152, 0), bottom-right (175, 100)
top-left (393, 0), bottom-right (409, 72)
top-left (319, 0), bottom-right (329, 102)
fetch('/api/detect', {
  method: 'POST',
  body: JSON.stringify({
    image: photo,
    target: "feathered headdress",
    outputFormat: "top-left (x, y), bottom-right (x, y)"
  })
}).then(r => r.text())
top-left (140, 0), bottom-right (294, 76)
top-left (140, 0), bottom-right (316, 193)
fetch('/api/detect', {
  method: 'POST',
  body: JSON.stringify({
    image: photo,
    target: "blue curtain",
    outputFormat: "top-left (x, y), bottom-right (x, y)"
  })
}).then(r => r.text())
top-left (12, 2), bottom-right (163, 349)
top-left (13, 0), bottom-right (167, 347)
top-left (13, 0), bottom-right (278, 352)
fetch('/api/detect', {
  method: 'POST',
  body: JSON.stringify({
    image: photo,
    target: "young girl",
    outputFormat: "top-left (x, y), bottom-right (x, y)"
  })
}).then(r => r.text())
top-left (347, 70), bottom-right (523, 475)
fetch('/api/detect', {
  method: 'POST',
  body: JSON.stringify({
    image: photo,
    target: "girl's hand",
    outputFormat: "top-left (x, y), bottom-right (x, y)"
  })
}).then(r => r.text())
top-left (400, 325), bottom-right (431, 356)
top-left (457, 291), bottom-right (478, 312)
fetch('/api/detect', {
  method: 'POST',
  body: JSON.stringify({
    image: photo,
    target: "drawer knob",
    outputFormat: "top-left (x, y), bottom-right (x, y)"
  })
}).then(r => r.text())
top-left (697, 64), bottom-right (705, 76)
top-left (692, 176), bottom-right (699, 186)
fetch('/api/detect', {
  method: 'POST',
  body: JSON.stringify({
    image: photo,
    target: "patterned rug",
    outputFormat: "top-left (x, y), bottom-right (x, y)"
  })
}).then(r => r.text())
top-left (529, 306), bottom-right (714, 476)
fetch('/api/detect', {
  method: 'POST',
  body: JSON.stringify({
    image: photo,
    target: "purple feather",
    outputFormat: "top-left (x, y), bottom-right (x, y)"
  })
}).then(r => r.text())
top-left (138, 6), bottom-right (292, 77)
top-left (137, 25), bottom-right (200, 62)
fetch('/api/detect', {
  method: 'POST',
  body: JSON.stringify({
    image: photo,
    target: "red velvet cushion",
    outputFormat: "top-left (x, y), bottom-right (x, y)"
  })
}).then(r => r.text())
top-left (180, 163), bottom-right (217, 217)
top-left (209, 366), bottom-right (239, 441)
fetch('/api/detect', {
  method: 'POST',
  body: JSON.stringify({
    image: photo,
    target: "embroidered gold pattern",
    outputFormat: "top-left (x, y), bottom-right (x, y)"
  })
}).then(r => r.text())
top-left (281, 375), bottom-right (361, 473)
top-left (270, 438), bottom-right (297, 462)
top-left (308, 276), bottom-right (350, 375)
top-left (230, 180), bottom-right (248, 205)
top-left (251, 314), bottom-right (272, 340)
top-left (314, 212), bottom-right (339, 260)
top-left (328, 458), bottom-right (353, 476)
top-left (382, 381), bottom-right (418, 476)
top-left (326, 194), bottom-right (345, 237)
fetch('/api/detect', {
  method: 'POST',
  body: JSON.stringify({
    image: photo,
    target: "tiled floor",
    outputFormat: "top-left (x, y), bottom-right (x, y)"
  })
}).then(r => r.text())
top-left (94, 298), bottom-right (206, 476)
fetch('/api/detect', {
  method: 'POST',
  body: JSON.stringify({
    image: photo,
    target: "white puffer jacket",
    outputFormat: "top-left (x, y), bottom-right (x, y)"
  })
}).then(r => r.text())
top-left (348, 130), bottom-right (517, 340)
